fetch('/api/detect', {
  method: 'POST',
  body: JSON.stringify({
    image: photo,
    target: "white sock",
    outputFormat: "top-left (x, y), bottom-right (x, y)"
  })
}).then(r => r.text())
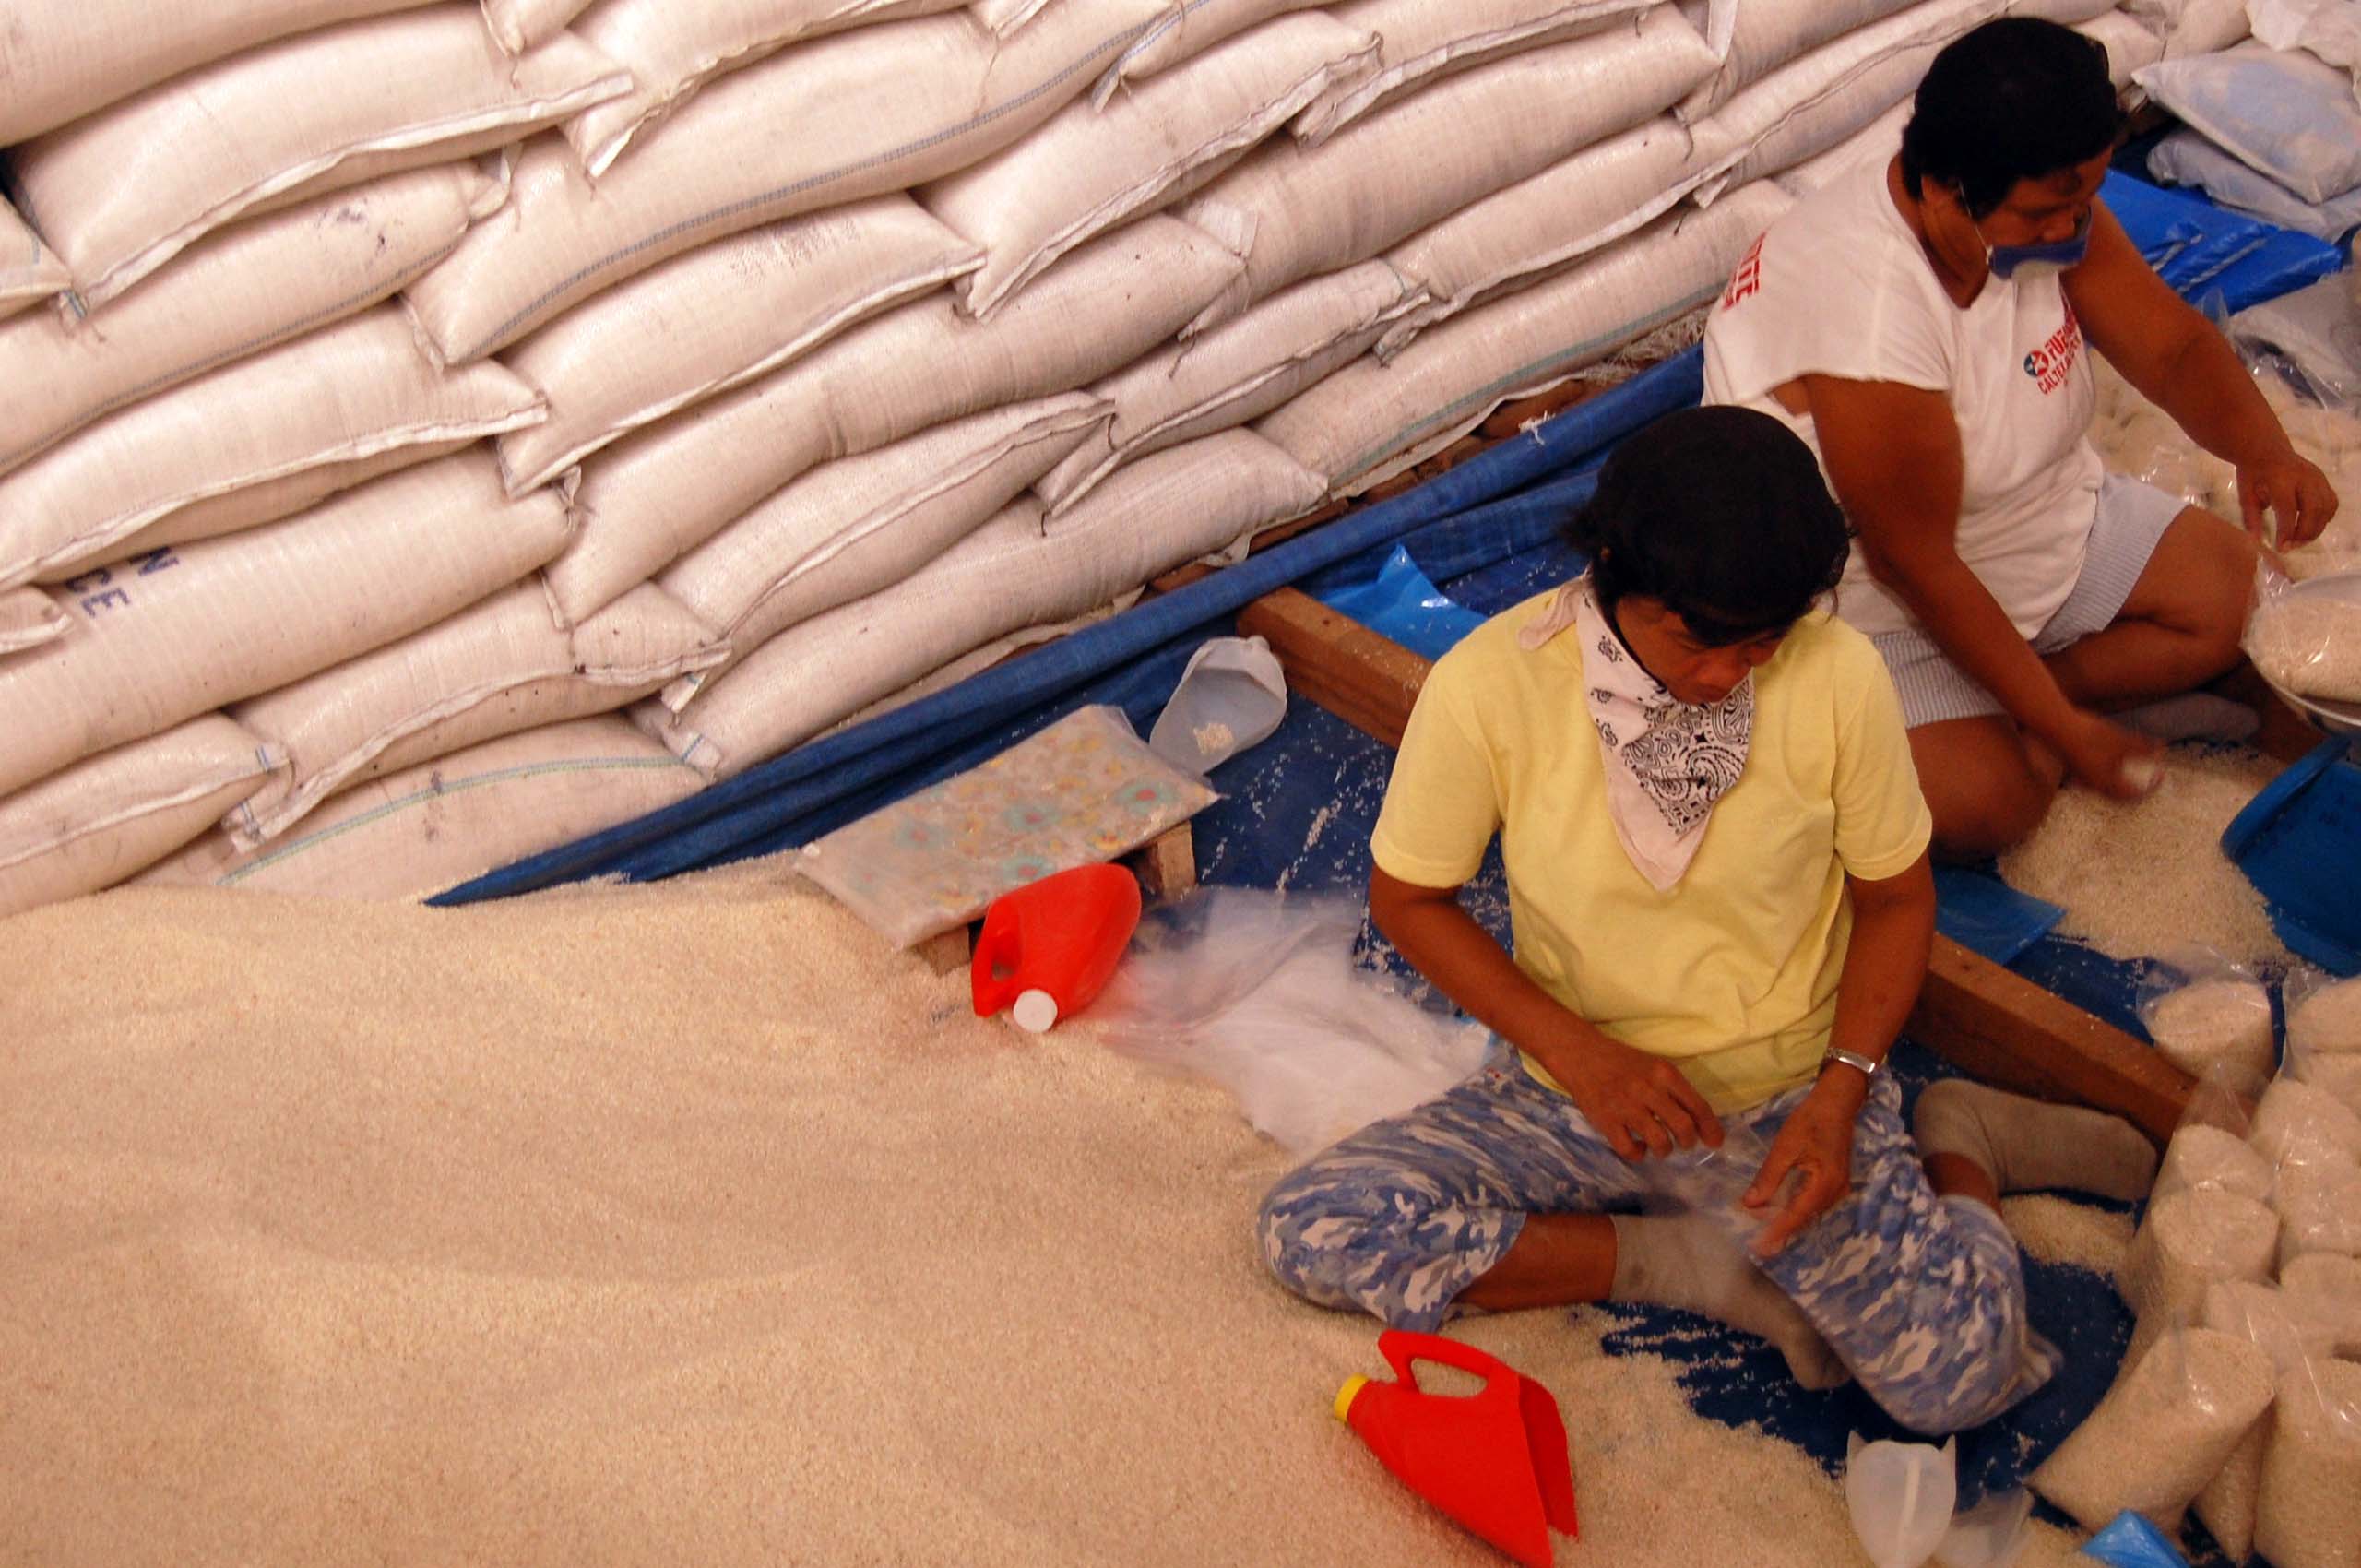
top-left (1913, 1079), bottom-right (2159, 1201)
top-left (1608, 1212), bottom-right (1849, 1390)
top-left (2116, 694), bottom-right (2259, 744)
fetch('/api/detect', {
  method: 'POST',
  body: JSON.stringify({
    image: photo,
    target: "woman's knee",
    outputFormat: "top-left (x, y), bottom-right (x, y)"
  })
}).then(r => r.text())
top-left (1254, 1165), bottom-right (1387, 1306)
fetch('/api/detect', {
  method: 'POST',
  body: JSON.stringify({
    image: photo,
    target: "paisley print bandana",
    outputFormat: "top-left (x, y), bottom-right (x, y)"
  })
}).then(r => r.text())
top-left (1525, 574), bottom-right (1754, 891)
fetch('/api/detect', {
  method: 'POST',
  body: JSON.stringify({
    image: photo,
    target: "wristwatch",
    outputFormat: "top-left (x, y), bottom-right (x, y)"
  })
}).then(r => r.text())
top-left (1820, 1046), bottom-right (1883, 1080)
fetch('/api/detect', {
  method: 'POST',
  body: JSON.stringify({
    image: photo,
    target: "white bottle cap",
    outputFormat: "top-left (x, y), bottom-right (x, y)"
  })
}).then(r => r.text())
top-left (1012, 989), bottom-right (1059, 1034)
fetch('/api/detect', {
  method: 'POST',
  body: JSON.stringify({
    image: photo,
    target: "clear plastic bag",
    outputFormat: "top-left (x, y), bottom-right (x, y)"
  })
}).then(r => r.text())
top-left (2248, 1071), bottom-right (2361, 1174)
top-left (2282, 1253), bottom-right (2361, 1357)
top-left (1845, 1432), bottom-right (1955, 1568)
top-left (2244, 562), bottom-right (2361, 707)
top-left (2194, 1279), bottom-right (2343, 1559)
top-left (2154, 1069), bottom-right (2275, 1205)
top-left (1082, 887), bottom-right (1490, 1156)
top-left (2254, 1359), bottom-right (2361, 1568)
top-left (2117, 1184), bottom-right (2280, 1367)
top-left (2284, 968), bottom-right (2361, 1063)
top-left (2136, 945), bottom-right (2277, 1097)
top-left (2273, 1155), bottom-right (2361, 1271)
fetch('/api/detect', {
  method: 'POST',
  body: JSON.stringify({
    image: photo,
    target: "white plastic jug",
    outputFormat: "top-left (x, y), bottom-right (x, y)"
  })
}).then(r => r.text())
top-left (1149, 636), bottom-right (1287, 776)
top-left (1845, 1432), bottom-right (1957, 1568)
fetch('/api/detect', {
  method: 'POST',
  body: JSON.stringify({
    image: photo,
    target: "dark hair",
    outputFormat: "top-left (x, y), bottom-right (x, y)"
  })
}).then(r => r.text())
top-left (1561, 406), bottom-right (1849, 646)
top-left (1898, 18), bottom-right (2124, 218)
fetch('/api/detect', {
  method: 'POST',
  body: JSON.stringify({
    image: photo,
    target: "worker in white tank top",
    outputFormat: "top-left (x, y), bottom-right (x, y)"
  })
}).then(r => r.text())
top-left (1704, 18), bottom-right (2338, 860)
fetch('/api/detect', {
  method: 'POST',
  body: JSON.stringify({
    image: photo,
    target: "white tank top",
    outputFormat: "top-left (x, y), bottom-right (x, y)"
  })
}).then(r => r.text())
top-left (1702, 159), bottom-right (2102, 640)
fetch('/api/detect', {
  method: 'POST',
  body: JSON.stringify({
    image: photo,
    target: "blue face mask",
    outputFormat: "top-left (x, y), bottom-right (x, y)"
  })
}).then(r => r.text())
top-left (1981, 208), bottom-right (2094, 279)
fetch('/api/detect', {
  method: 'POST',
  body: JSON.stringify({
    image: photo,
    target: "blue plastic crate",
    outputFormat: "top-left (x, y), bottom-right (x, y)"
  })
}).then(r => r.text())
top-left (2222, 738), bottom-right (2361, 975)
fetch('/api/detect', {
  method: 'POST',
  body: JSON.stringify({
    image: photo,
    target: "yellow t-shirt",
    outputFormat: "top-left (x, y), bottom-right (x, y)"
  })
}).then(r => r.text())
top-left (1370, 590), bottom-right (1932, 1113)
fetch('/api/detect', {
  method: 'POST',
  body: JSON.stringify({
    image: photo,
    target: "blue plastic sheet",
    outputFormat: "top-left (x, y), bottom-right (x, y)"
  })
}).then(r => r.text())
top-left (2223, 736), bottom-right (2361, 975)
top-left (2080, 1511), bottom-right (2193, 1568)
top-left (1931, 865), bottom-right (2067, 966)
top-left (2104, 172), bottom-right (2346, 313)
top-left (1311, 544), bottom-right (1487, 660)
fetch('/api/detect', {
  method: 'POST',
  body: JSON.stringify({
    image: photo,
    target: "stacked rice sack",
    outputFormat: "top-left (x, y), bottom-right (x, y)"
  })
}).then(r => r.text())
top-left (2034, 971), bottom-right (2361, 1566)
top-left (0, 0), bottom-right (2159, 912)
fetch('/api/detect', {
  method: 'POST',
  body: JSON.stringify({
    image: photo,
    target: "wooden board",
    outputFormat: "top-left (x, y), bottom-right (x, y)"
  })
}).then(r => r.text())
top-left (1241, 582), bottom-right (2202, 1137)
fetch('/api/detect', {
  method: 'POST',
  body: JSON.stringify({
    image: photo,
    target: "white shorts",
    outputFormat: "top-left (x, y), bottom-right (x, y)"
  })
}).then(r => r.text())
top-left (1872, 474), bottom-right (2189, 729)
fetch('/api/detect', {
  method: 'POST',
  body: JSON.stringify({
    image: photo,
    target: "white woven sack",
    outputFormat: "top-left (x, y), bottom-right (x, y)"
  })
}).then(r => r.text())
top-left (1382, 116), bottom-right (1728, 350)
top-left (2136, 44), bottom-right (2361, 203)
top-left (1038, 260), bottom-right (1412, 517)
top-left (228, 579), bottom-right (724, 847)
top-left (1771, 100), bottom-right (1909, 196)
top-left (1293, 0), bottom-right (1658, 145)
top-left (9, 8), bottom-right (627, 315)
top-left (656, 393), bottom-right (1112, 708)
top-left (0, 718), bottom-right (288, 921)
top-left (1095, 0), bottom-right (1330, 100)
top-left (0, 452), bottom-right (575, 802)
top-left (542, 214), bottom-right (1239, 624)
top-left (1179, 9), bottom-right (1719, 337)
top-left (916, 14), bottom-right (1380, 321)
top-left (407, 5), bottom-right (1176, 362)
top-left (0, 588), bottom-right (70, 657)
top-left (2123, 0), bottom-right (2251, 54)
top-left (1260, 182), bottom-right (1793, 494)
top-left (564, 0), bottom-right (970, 176)
top-left (0, 307), bottom-right (546, 593)
top-left (647, 430), bottom-right (1325, 778)
top-left (0, 0), bottom-right (438, 148)
top-left (138, 717), bottom-right (703, 901)
top-left (0, 199), bottom-right (73, 323)
top-left (2076, 9), bottom-right (2164, 86)
top-left (1679, 0), bottom-right (1925, 123)
top-left (0, 164), bottom-right (504, 483)
top-left (972, 0), bottom-right (1056, 31)
top-left (484, 0), bottom-right (594, 53)
top-left (497, 196), bottom-right (982, 494)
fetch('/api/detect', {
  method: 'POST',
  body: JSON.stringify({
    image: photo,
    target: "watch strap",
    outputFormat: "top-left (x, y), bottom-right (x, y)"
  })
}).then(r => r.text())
top-left (1821, 1046), bottom-right (1882, 1079)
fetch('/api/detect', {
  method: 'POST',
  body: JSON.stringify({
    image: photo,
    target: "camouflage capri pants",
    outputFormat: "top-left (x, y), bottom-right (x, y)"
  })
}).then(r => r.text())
top-left (1256, 1039), bottom-right (2057, 1434)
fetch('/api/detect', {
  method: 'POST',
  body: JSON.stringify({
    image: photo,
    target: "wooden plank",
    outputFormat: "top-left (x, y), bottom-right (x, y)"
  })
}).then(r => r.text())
top-left (1242, 581), bottom-right (2198, 1136)
top-left (1135, 822), bottom-right (1197, 902)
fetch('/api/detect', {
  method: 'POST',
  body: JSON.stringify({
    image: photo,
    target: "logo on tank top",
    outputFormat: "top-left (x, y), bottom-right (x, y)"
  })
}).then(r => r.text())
top-left (1720, 234), bottom-right (1767, 310)
top-left (2023, 298), bottom-right (2083, 395)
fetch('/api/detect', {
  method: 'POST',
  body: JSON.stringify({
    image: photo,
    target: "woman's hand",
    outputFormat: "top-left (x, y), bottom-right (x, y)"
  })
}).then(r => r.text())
top-left (2237, 447), bottom-right (2340, 550)
top-left (1742, 1079), bottom-right (1862, 1256)
top-left (2048, 707), bottom-right (2163, 801)
top-left (1544, 1032), bottom-right (1725, 1162)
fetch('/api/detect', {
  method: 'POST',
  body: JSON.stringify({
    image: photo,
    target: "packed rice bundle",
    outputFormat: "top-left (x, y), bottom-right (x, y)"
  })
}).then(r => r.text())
top-left (2142, 973), bottom-right (2275, 1095)
top-left (2118, 1187), bottom-right (2281, 1360)
top-left (2289, 974), bottom-right (2361, 1056)
top-left (226, 581), bottom-right (727, 848)
top-left (8, 6), bottom-right (628, 312)
top-left (915, 12), bottom-right (1381, 320)
top-left (541, 216), bottom-right (1240, 625)
top-left (2275, 1158), bottom-right (2361, 1272)
top-left (2156, 1123), bottom-right (2278, 1206)
top-left (0, 719), bottom-right (288, 921)
top-left (2282, 1254), bottom-right (2361, 1356)
top-left (140, 717), bottom-right (703, 901)
top-left (495, 196), bottom-right (984, 493)
top-left (2253, 1360), bottom-right (2361, 1568)
top-left (0, 163), bottom-right (506, 481)
top-left (2251, 1075), bottom-right (2361, 1173)
top-left (2248, 590), bottom-right (2361, 704)
top-left (1180, 11), bottom-right (1721, 336)
top-left (2031, 1326), bottom-right (2274, 1534)
top-left (2193, 1281), bottom-right (2343, 1560)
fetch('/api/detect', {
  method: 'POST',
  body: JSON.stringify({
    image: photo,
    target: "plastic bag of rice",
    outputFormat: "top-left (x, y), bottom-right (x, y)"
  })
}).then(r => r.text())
top-left (2138, 947), bottom-right (2277, 1096)
top-left (2275, 1157), bottom-right (2361, 1272)
top-left (2253, 1359), bottom-right (2361, 1568)
top-left (2194, 1281), bottom-right (2342, 1562)
top-left (2282, 1254), bottom-right (2361, 1357)
top-left (2157, 1123), bottom-right (2277, 1206)
top-left (2118, 1188), bottom-right (2281, 1360)
top-left (2030, 1325), bottom-right (2274, 1534)
top-left (2286, 970), bottom-right (2361, 1057)
top-left (2251, 1075), bottom-right (2361, 1173)
top-left (2245, 570), bottom-right (2361, 702)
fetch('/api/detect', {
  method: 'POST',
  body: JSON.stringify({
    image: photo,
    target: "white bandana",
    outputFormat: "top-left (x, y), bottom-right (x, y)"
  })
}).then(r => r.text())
top-left (1520, 576), bottom-right (1755, 891)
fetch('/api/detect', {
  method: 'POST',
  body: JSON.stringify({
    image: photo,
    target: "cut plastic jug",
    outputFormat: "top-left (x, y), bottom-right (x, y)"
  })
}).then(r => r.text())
top-left (970, 863), bottom-right (1142, 1033)
top-left (1335, 1330), bottom-right (1578, 1567)
top-left (1148, 636), bottom-right (1287, 776)
top-left (1845, 1432), bottom-right (1957, 1568)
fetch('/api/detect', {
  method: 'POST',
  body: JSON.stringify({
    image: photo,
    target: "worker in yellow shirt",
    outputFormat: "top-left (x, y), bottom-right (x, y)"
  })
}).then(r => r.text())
top-left (1257, 406), bottom-right (2160, 1433)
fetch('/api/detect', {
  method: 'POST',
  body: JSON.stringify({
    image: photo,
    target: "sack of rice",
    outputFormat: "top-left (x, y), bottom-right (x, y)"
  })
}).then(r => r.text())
top-left (649, 431), bottom-right (1325, 778)
top-left (1290, 0), bottom-right (1655, 144)
top-left (0, 198), bottom-right (73, 323)
top-left (136, 718), bottom-right (702, 901)
top-left (482, 0), bottom-right (593, 53)
top-left (2156, 1123), bottom-right (2278, 1206)
top-left (1038, 261), bottom-right (1410, 518)
top-left (2253, 1360), bottom-right (2361, 1568)
top-left (0, 163), bottom-right (505, 483)
top-left (404, 3), bottom-right (1178, 358)
top-left (2138, 952), bottom-right (2276, 1096)
top-left (2247, 589), bottom-right (2361, 703)
top-left (1677, 0), bottom-right (1922, 122)
top-left (2029, 1325), bottom-right (2274, 1534)
top-left (1260, 182), bottom-right (1790, 493)
top-left (0, 0), bottom-right (443, 148)
top-left (0, 719), bottom-right (288, 921)
top-left (564, 0), bottom-right (970, 177)
top-left (2073, 9), bottom-right (2161, 89)
top-left (2276, 1158), bottom-right (2361, 1273)
top-left (1094, 0), bottom-right (1331, 95)
top-left (2283, 1253), bottom-right (2361, 1357)
top-left (916, 13), bottom-right (1379, 321)
top-left (8, 8), bottom-right (627, 313)
top-left (2117, 1188), bottom-right (2281, 1360)
top-left (0, 452), bottom-right (575, 801)
top-left (495, 196), bottom-right (983, 493)
top-left (227, 581), bottom-right (725, 848)
top-left (0, 589), bottom-right (69, 658)
top-left (1177, 11), bottom-right (1720, 335)
top-left (0, 307), bottom-right (546, 593)
top-left (2251, 1075), bottom-right (2361, 1173)
top-left (2195, 1282), bottom-right (2343, 1562)
top-left (654, 393), bottom-right (1112, 704)
top-left (542, 215), bottom-right (1239, 625)
top-left (1771, 100), bottom-right (1908, 198)
top-left (970, 0), bottom-right (1051, 32)
top-left (2288, 972), bottom-right (2361, 1057)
